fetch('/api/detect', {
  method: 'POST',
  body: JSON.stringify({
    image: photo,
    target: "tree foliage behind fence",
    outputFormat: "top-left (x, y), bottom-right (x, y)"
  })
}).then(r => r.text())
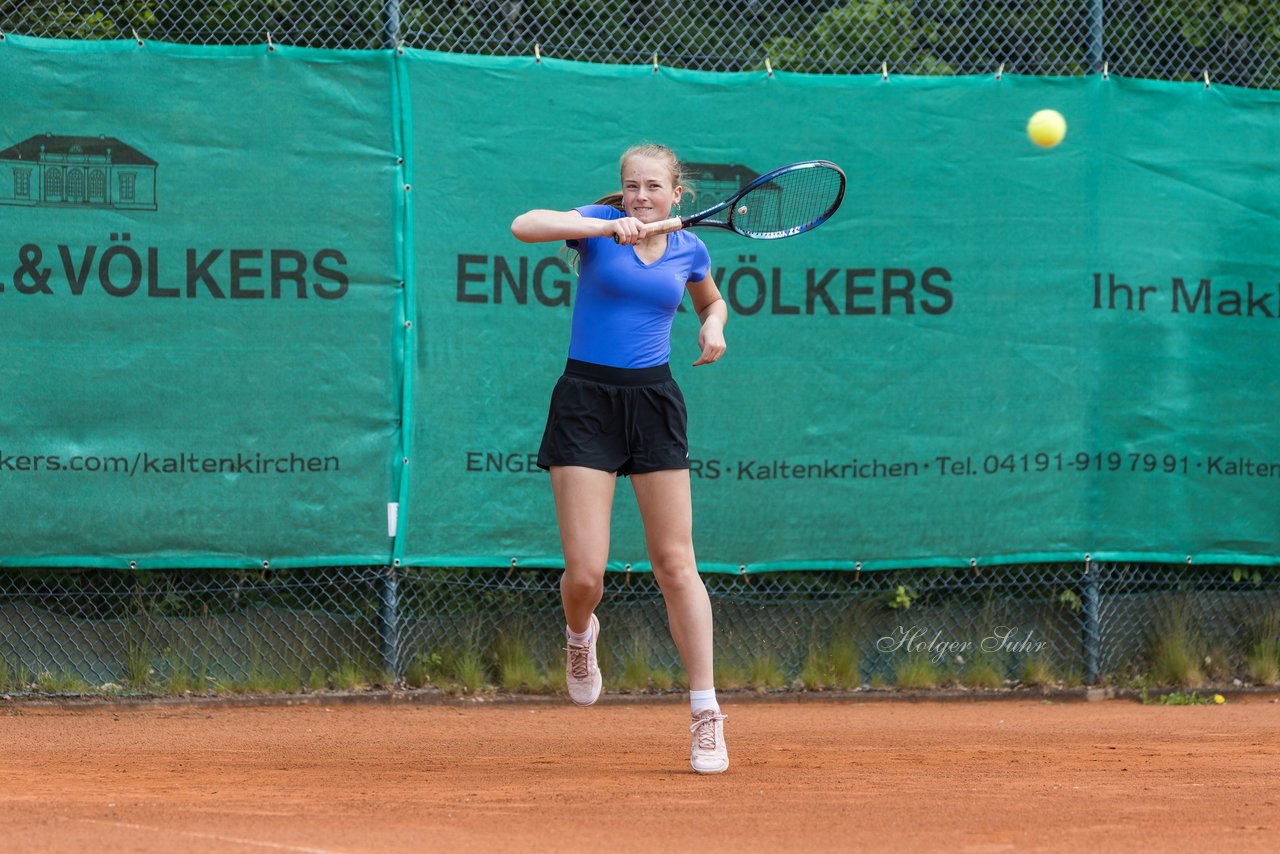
top-left (5, 1), bottom-right (1280, 87)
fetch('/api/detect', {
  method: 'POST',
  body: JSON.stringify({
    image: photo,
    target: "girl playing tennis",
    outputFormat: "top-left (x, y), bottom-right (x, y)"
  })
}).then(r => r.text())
top-left (511, 143), bottom-right (729, 774)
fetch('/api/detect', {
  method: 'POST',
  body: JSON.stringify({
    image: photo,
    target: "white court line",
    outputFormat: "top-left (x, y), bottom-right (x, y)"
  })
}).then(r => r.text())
top-left (76, 818), bottom-right (348, 854)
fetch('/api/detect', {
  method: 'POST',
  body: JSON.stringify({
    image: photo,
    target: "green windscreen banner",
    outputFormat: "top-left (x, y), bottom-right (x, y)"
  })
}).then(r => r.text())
top-left (401, 53), bottom-right (1280, 571)
top-left (2, 36), bottom-right (1278, 571)
top-left (0, 38), bottom-right (402, 568)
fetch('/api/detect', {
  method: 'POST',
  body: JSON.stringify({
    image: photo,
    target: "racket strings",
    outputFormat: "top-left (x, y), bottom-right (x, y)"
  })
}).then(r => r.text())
top-left (733, 165), bottom-right (844, 239)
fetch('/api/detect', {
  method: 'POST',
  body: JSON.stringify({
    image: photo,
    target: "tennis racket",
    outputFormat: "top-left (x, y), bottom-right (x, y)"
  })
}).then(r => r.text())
top-left (617, 160), bottom-right (846, 242)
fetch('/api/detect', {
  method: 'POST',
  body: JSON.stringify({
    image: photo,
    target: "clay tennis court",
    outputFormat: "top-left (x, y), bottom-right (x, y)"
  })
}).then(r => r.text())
top-left (2, 693), bottom-right (1276, 853)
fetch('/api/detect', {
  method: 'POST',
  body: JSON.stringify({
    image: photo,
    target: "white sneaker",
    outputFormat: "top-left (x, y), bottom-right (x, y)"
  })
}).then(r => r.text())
top-left (564, 614), bottom-right (601, 706)
top-left (689, 709), bottom-right (729, 774)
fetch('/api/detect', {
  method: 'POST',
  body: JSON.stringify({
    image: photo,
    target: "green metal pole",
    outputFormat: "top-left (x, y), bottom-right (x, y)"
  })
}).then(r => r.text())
top-left (378, 564), bottom-right (401, 678)
top-left (1083, 557), bottom-right (1101, 684)
top-left (1087, 0), bottom-right (1105, 74)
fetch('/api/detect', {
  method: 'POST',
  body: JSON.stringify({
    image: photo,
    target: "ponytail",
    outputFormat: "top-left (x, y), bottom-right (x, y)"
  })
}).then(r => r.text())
top-left (593, 191), bottom-right (625, 210)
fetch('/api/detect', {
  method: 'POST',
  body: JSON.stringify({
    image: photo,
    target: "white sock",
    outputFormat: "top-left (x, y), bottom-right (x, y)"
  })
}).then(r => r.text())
top-left (566, 624), bottom-right (591, 644)
top-left (689, 688), bottom-right (719, 715)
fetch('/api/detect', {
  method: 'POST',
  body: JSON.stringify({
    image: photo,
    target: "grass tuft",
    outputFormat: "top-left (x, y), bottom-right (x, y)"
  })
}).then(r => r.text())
top-left (1245, 640), bottom-right (1280, 686)
top-left (34, 669), bottom-right (90, 694)
top-left (616, 635), bottom-right (657, 692)
top-left (544, 661), bottom-right (568, 695)
top-left (307, 666), bottom-right (328, 692)
top-left (894, 653), bottom-right (941, 690)
top-left (220, 642), bottom-right (303, 694)
top-left (798, 642), bottom-right (830, 690)
top-left (448, 646), bottom-right (490, 695)
top-left (409, 631), bottom-right (493, 695)
top-left (799, 637), bottom-right (861, 690)
top-left (1244, 611), bottom-right (1280, 686)
top-left (493, 629), bottom-right (542, 693)
top-left (961, 655), bottom-right (1005, 690)
top-left (0, 657), bottom-right (32, 692)
top-left (329, 661), bottom-right (367, 692)
top-left (1145, 600), bottom-right (1205, 689)
top-left (403, 652), bottom-right (443, 689)
top-left (161, 646), bottom-right (208, 694)
top-left (1019, 655), bottom-right (1056, 688)
top-left (123, 641), bottom-right (154, 690)
top-left (714, 659), bottom-right (747, 691)
top-left (649, 667), bottom-right (676, 691)
top-left (746, 649), bottom-right (788, 691)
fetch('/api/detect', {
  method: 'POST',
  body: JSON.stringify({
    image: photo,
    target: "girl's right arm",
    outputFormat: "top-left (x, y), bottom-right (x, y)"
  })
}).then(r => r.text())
top-left (510, 209), bottom-right (644, 244)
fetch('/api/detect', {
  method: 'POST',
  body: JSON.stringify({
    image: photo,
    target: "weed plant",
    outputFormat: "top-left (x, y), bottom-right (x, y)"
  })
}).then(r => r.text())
top-left (34, 670), bottom-right (89, 694)
top-left (799, 637), bottom-right (861, 690)
top-left (438, 631), bottom-right (491, 695)
top-left (1145, 599), bottom-right (1205, 689)
top-left (1201, 644), bottom-right (1234, 683)
top-left (329, 661), bottom-right (367, 692)
top-left (797, 643), bottom-right (828, 690)
top-left (162, 645), bottom-right (209, 694)
top-left (123, 641), bottom-right (154, 690)
top-left (746, 649), bottom-right (787, 691)
top-left (1059, 666), bottom-right (1084, 688)
top-left (649, 667), bottom-right (676, 691)
top-left (960, 654), bottom-right (1005, 690)
top-left (493, 627), bottom-right (542, 693)
top-left (403, 652), bottom-right (444, 689)
top-left (1019, 655), bottom-right (1056, 687)
top-left (1244, 611), bottom-right (1280, 686)
top-left (714, 659), bottom-right (748, 691)
top-left (408, 629), bottom-right (494, 695)
top-left (243, 666), bottom-right (301, 694)
top-left (221, 642), bottom-right (288, 693)
top-left (448, 648), bottom-right (489, 694)
top-left (544, 660), bottom-right (568, 695)
top-left (0, 657), bottom-right (27, 692)
top-left (1142, 688), bottom-right (1218, 706)
top-left (1244, 646), bottom-right (1279, 685)
top-left (617, 634), bottom-right (657, 692)
top-left (894, 653), bottom-right (941, 689)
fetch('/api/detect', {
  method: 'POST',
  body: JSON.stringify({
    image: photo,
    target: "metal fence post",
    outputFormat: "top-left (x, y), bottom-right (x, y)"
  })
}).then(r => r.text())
top-left (378, 564), bottom-right (401, 678)
top-left (1082, 555), bottom-right (1101, 684)
top-left (383, 0), bottom-right (402, 50)
top-left (1087, 0), bottom-right (1105, 74)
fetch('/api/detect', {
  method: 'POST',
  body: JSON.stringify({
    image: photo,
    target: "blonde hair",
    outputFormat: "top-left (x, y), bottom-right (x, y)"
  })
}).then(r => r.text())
top-left (594, 143), bottom-right (692, 209)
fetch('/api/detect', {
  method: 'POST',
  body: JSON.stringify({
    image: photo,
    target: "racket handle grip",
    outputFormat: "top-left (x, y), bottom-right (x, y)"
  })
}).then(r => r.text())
top-left (612, 216), bottom-right (684, 243)
top-left (643, 216), bottom-right (684, 236)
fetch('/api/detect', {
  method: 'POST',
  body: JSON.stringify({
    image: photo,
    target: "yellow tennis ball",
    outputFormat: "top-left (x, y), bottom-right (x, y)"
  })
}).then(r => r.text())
top-left (1027, 109), bottom-right (1067, 148)
top-left (1213, 693), bottom-right (1226, 705)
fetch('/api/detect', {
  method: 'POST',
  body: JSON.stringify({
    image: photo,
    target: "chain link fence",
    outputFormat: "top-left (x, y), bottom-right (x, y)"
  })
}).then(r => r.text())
top-left (4, 4), bottom-right (1279, 697)
top-left (3, 563), bottom-right (1278, 697)
top-left (4, 1), bottom-right (1280, 87)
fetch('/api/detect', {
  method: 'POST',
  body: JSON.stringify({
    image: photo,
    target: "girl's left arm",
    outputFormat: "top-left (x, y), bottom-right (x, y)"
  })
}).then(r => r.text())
top-left (687, 274), bottom-right (727, 367)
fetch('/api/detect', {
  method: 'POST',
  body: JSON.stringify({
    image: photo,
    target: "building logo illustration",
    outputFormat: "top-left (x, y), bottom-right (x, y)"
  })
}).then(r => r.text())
top-left (0, 133), bottom-right (157, 211)
top-left (685, 162), bottom-right (758, 200)
top-left (685, 162), bottom-right (784, 229)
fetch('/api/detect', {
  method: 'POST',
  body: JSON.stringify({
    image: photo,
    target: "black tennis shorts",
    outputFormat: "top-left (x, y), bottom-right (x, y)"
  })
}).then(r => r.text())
top-left (537, 358), bottom-right (690, 476)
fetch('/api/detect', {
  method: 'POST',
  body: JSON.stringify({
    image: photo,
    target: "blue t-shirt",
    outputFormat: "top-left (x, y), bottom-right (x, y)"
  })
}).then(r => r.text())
top-left (566, 204), bottom-right (711, 369)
